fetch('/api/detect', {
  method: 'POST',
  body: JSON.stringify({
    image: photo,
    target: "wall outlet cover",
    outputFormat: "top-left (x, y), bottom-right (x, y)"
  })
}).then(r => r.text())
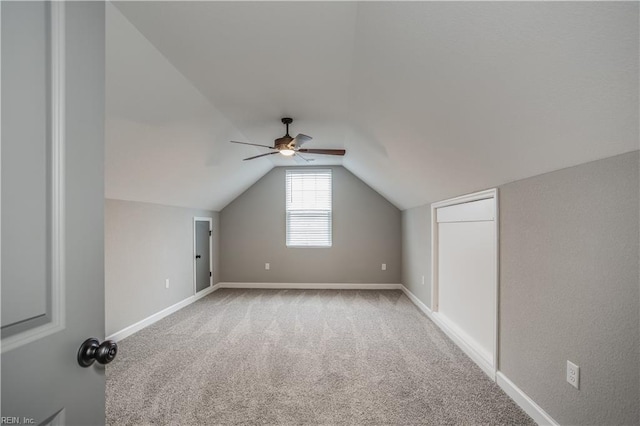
top-left (567, 360), bottom-right (580, 389)
top-left (265, 263), bottom-right (270, 270)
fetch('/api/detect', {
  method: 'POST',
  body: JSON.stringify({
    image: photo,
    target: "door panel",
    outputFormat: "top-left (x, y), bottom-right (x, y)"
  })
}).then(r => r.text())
top-left (195, 220), bottom-right (211, 293)
top-left (1, 2), bottom-right (106, 424)
top-left (433, 192), bottom-right (498, 376)
top-left (1, 0), bottom-right (50, 337)
top-left (438, 220), bottom-right (496, 361)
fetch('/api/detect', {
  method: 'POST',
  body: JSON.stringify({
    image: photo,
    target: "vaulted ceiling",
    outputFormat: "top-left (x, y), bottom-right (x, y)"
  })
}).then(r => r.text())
top-left (106, 1), bottom-right (639, 211)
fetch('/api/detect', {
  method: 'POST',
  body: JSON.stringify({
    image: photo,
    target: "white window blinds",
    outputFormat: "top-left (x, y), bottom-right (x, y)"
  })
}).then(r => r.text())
top-left (286, 169), bottom-right (332, 247)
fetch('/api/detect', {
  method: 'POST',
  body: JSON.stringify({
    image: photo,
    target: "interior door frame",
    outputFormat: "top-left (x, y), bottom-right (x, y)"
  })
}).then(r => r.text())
top-left (193, 217), bottom-right (213, 294)
top-left (430, 188), bottom-right (499, 379)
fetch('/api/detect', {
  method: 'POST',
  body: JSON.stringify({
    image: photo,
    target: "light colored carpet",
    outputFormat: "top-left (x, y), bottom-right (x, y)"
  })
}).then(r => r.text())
top-left (106, 289), bottom-right (533, 425)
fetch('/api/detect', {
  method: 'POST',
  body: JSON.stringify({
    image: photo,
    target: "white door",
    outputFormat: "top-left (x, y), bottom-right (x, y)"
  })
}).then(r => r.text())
top-left (432, 192), bottom-right (498, 377)
top-left (1, 2), bottom-right (107, 424)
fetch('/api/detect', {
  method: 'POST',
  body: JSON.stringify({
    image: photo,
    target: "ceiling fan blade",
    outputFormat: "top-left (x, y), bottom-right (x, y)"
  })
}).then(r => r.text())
top-left (298, 149), bottom-right (346, 156)
top-left (292, 133), bottom-right (312, 147)
top-left (293, 152), bottom-right (314, 164)
top-left (230, 141), bottom-right (275, 149)
top-left (243, 152), bottom-right (280, 161)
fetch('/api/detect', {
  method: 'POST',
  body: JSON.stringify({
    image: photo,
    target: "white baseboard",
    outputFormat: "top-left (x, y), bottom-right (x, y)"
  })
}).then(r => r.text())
top-left (400, 285), bottom-right (434, 318)
top-left (401, 285), bottom-right (495, 380)
top-left (401, 285), bottom-right (557, 425)
top-left (217, 282), bottom-right (403, 290)
top-left (432, 312), bottom-right (495, 380)
top-left (496, 372), bottom-right (559, 426)
top-left (106, 284), bottom-right (220, 342)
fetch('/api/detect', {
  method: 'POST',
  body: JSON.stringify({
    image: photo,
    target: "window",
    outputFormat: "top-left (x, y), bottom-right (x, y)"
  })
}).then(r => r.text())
top-left (286, 169), bottom-right (332, 247)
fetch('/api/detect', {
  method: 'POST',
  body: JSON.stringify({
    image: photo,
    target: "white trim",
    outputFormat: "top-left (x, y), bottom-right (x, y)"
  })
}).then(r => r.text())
top-left (106, 284), bottom-right (220, 342)
top-left (400, 285), bottom-right (433, 318)
top-left (433, 312), bottom-right (495, 379)
top-left (401, 284), bottom-right (495, 379)
top-left (403, 274), bottom-right (559, 424)
top-left (2, 3), bottom-right (66, 353)
top-left (430, 188), bottom-right (499, 377)
top-left (496, 372), bottom-right (560, 426)
top-left (218, 282), bottom-right (403, 290)
top-left (431, 188), bottom-right (497, 209)
top-left (193, 217), bottom-right (213, 295)
top-left (436, 197), bottom-right (495, 223)
top-left (493, 189), bottom-right (501, 370)
top-left (430, 204), bottom-right (438, 311)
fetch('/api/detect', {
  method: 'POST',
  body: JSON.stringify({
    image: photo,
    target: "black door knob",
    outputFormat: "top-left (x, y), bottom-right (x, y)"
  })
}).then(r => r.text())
top-left (78, 338), bottom-right (118, 367)
top-left (195, 255), bottom-right (201, 259)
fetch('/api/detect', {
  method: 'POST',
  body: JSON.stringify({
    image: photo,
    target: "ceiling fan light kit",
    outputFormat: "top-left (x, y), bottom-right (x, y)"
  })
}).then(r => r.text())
top-left (230, 117), bottom-right (346, 161)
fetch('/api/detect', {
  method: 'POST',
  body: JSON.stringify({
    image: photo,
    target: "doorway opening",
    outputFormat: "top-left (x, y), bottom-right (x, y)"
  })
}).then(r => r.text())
top-left (193, 217), bottom-right (213, 294)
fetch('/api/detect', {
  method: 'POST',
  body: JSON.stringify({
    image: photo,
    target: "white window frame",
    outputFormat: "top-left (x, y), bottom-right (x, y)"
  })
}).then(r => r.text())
top-left (285, 169), bottom-right (332, 248)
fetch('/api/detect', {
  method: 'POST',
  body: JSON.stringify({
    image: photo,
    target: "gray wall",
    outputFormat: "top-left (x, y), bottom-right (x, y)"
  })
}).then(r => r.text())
top-left (105, 199), bottom-right (219, 336)
top-left (400, 151), bottom-right (639, 424)
top-left (401, 204), bottom-right (432, 307)
top-left (499, 151), bottom-right (639, 425)
top-left (220, 166), bottom-right (401, 283)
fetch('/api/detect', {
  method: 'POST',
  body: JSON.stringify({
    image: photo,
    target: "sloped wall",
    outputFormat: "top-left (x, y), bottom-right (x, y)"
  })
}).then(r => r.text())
top-left (105, 2), bottom-right (271, 211)
top-left (220, 166), bottom-right (401, 283)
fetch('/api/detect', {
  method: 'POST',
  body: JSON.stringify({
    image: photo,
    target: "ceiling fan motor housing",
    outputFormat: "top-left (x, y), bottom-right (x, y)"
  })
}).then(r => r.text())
top-left (274, 136), bottom-right (294, 150)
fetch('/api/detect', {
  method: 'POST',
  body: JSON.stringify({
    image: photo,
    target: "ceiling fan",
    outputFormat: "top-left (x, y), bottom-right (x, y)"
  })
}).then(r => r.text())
top-left (230, 118), bottom-right (346, 161)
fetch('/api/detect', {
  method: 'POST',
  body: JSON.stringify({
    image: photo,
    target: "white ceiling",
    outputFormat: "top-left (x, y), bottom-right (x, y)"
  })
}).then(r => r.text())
top-left (107, 1), bottom-right (639, 210)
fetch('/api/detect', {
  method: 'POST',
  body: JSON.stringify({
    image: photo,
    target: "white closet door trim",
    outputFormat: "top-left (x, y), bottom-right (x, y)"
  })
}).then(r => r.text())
top-left (436, 197), bottom-right (495, 223)
top-left (432, 188), bottom-right (496, 209)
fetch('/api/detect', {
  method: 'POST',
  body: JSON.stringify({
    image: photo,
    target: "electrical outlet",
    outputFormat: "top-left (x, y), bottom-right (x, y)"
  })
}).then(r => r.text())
top-left (381, 263), bottom-right (387, 271)
top-left (567, 360), bottom-right (580, 389)
top-left (165, 279), bottom-right (170, 289)
top-left (265, 263), bottom-right (270, 270)
top-left (421, 275), bottom-right (425, 285)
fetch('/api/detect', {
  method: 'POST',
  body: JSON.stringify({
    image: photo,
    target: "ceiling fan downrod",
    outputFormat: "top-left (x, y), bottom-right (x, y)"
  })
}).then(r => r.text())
top-left (282, 117), bottom-right (293, 137)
